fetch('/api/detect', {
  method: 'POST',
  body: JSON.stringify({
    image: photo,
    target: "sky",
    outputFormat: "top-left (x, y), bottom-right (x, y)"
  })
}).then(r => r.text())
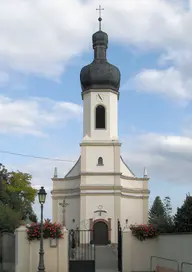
top-left (0, 0), bottom-right (192, 219)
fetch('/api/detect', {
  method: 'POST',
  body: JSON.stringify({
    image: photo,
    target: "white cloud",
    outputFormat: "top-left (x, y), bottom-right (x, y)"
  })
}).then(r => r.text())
top-left (122, 132), bottom-right (192, 183)
top-left (127, 68), bottom-right (192, 102)
top-left (0, 95), bottom-right (82, 136)
top-left (0, 0), bottom-right (188, 80)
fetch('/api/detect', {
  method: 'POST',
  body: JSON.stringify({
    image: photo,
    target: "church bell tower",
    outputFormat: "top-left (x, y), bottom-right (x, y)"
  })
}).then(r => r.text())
top-left (80, 17), bottom-right (121, 142)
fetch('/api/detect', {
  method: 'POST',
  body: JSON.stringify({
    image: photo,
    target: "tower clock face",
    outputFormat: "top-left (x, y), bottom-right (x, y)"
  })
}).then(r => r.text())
top-left (97, 94), bottom-right (104, 102)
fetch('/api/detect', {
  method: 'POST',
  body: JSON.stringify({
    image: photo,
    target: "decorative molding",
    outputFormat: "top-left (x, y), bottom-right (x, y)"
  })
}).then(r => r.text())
top-left (52, 175), bottom-right (80, 181)
top-left (81, 172), bottom-right (122, 176)
top-left (121, 175), bottom-right (149, 181)
top-left (52, 173), bottom-right (148, 181)
top-left (81, 89), bottom-right (120, 100)
top-left (52, 186), bottom-right (150, 196)
top-left (80, 142), bottom-right (121, 147)
top-left (52, 188), bottom-right (80, 194)
top-left (80, 192), bottom-right (149, 199)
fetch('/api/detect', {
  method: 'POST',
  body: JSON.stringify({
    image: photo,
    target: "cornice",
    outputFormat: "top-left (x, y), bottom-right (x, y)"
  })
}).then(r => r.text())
top-left (120, 175), bottom-right (150, 181)
top-left (81, 172), bottom-right (122, 176)
top-left (80, 142), bottom-right (121, 147)
top-left (52, 193), bottom-right (149, 199)
top-left (51, 186), bottom-right (150, 195)
top-left (52, 173), bottom-right (149, 182)
top-left (81, 89), bottom-right (120, 100)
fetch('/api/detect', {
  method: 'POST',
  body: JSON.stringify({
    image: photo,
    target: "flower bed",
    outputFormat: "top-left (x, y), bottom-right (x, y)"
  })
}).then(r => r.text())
top-left (26, 219), bottom-right (64, 241)
top-left (129, 224), bottom-right (159, 241)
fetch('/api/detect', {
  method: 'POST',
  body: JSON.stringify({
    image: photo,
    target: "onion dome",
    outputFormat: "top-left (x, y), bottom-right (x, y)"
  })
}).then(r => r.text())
top-left (80, 17), bottom-right (121, 93)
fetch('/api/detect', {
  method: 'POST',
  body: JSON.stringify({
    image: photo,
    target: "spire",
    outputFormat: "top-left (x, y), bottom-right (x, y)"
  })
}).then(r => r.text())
top-left (143, 167), bottom-right (148, 178)
top-left (96, 5), bottom-right (104, 31)
top-left (53, 167), bottom-right (58, 178)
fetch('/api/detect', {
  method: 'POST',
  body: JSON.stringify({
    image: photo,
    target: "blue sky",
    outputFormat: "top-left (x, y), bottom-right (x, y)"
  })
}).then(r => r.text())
top-left (1, 0), bottom-right (192, 219)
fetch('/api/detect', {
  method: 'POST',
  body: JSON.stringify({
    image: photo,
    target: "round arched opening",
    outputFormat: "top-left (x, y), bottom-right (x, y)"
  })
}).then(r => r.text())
top-left (93, 221), bottom-right (108, 245)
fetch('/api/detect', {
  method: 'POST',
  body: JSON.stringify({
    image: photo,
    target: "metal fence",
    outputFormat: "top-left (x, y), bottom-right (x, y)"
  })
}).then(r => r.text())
top-left (117, 220), bottom-right (122, 272)
top-left (181, 262), bottom-right (192, 272)
top-left (150, 256), bottom-right (180, 272)
top-left (0, 232), bottom-right (15, 272)
top-left (68, 229), bottom-right (95, 272)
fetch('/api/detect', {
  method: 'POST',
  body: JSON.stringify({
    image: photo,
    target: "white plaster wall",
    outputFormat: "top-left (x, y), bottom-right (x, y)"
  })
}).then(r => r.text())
top-left (83, 90), bottom-right (118, 140)
top-left (57, 196), bottom-right (80, 230)
top-left (81, 175), bottom-right (117, 186)
top-left (15, 226), bottom-right (68, 272)
top-left (120, 178), bottom-right (144, 189)
top-left (121, 197), bottom-right (143, 227)
top-left (53, 178), bottom-right (80, 190)
top-left (123, 231), bottom-right (192, 272)
top-left (83, 145), bottom-right (116, 172)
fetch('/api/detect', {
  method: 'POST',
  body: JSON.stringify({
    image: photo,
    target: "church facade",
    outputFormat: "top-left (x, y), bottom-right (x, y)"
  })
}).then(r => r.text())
top-left (51, 24), bottom-right (150, 244)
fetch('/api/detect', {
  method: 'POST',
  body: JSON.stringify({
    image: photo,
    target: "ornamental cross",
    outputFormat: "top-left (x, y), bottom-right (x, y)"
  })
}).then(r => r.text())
top-left (59, 198), bottom-right (69, 227)
top-left (96, 5), bottom-right (104, 30)
top-left (94, 205), bottom-right (107, 216)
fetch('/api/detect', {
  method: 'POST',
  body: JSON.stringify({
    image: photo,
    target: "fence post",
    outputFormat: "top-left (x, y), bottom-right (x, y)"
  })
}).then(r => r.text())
top-left (15, 225), bottom-right (29, 272)
top-left (117, 220), bottom-right (122, 272)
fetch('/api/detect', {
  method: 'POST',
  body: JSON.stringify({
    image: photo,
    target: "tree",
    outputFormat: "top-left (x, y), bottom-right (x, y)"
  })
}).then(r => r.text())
top-left (148, 196), bottom-right (174, 232)
top-left (174, 194), bottom-right (192, 232)
top-left (149, 196), bottom-right (166, 225)
top-left (0, 164), bottom-right (38, 231)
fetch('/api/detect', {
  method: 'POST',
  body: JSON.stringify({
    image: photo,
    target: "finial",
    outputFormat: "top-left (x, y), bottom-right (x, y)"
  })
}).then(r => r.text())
top-left (143, 167), bottom-right (148, 178)
top-left (96, 5), bottom-right (104, 31)
top-left (53, 167), bottom-right (58, 178)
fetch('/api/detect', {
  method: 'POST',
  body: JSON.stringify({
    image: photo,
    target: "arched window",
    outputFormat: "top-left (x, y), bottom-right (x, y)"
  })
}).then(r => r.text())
top-left (97, 157), bottom-right (104, 166)
top-left (95, 105), bottom-right (106, 129)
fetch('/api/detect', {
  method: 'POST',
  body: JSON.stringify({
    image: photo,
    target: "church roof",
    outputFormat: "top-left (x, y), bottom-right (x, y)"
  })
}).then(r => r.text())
top-left (80, 17), bottom-right (121, 93)
top-left (65, 157), bottom-right (81, 178)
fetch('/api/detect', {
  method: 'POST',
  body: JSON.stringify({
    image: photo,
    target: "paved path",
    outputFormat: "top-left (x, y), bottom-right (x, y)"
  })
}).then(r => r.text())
top-left (95, 245), bottom-right (118, 272)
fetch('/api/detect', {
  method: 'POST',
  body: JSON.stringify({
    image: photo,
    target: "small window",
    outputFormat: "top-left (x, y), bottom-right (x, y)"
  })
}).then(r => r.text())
top-left (97, 157), bottom-right (104, 166)
top-left (95, 105), bottom-right (105, 129)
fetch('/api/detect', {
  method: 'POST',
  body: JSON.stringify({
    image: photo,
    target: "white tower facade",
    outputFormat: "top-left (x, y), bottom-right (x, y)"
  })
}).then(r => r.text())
top-left (51, 20), bottom-right (150, 245)
top-left (82, 90), bottom-right (119, 141)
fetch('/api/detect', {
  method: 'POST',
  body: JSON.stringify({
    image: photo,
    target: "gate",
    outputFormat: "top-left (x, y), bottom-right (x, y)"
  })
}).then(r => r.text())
top-left (69, 229), bottom-right (95, 272)
top-left (117, 220), bottom-right (122, 272)
top-left (0, 232), bottom-right (15, 272)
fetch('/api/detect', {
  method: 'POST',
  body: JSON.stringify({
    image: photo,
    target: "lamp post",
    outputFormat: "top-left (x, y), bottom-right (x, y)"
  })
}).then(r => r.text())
top-left (37, 186), bottom-right (47, 272)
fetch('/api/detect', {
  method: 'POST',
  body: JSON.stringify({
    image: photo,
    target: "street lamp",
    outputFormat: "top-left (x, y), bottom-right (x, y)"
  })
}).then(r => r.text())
top-left (37, 186), bottom-right (47, 272)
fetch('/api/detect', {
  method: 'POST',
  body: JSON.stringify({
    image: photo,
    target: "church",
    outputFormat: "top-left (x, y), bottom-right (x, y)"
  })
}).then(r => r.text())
top-left (51, 16), bottom-right (150, 245)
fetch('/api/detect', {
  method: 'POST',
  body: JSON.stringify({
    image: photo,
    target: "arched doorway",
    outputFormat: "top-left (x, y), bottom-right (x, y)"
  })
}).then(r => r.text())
top-left (93, 221), bottom-right (108, 245)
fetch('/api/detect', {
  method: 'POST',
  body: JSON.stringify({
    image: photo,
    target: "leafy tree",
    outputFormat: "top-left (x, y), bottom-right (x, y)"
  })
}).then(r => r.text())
top-left (0, 203), bottom-right (20, 232)
top-left (174, 194), bottom-right (192, 232)
top-left (0, 164), bottom-right (38, 231)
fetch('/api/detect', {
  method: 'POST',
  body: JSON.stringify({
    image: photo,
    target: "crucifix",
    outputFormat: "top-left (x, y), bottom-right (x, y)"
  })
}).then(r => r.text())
top-left (96, 5), bottom-right (104, 31)
top-left (59, 198), bottom-right (69, 227)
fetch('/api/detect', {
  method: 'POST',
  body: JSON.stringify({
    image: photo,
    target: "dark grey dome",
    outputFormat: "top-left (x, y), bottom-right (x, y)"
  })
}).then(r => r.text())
top-left (80, 30), bottom-right (121, 93)
top-left (92, 30), bottom-right (108, 48)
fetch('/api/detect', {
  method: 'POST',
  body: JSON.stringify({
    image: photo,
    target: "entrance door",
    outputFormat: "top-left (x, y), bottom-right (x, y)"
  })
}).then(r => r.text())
top-left (93, 221), bottom-right (108, 245)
